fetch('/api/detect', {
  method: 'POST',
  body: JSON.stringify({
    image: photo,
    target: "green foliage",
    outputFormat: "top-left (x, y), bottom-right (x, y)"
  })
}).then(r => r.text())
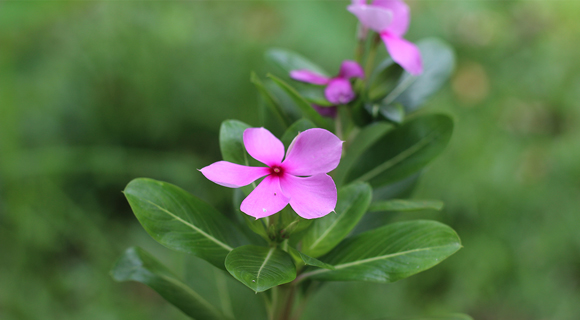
top-left (111, 247), bottom-right (230, 320)
top-left (124, 178), bottom-right (246, 269)
top-left (281, 118), bottom-right (316, 148)
top-left (345, 114), bottom-right (454, 188)
top-left (303, 221), bottom-right (461, 282)
top-left (300, 182), bottom-right (373, 258)
top-left (265, 48), bottom-right (329, 77)
top-left (368, 199), bottom-right (444, 212)
top-left (225, 245), bottom-right (296, 293)
top-left (288, 247), bottom-right (335, 270)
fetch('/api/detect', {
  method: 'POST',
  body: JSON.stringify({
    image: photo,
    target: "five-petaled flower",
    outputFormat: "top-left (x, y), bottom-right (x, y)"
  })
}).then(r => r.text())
top-left (200, 127), bottom-right (343, 219)
top-left (348, 0), bottom-right (423, 75)
top-left (290, 60), bottom-right (365, 105)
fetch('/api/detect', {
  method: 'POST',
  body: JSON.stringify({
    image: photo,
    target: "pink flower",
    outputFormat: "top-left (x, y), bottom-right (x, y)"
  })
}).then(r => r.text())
top-left (290, 60), bottom-right (364, 105)
top-left (312, 104), bottom-right (337, 118)
top-left (200, 127), bottom-right (343, 219)
top-left (348, 0), bottom-right (423, 75)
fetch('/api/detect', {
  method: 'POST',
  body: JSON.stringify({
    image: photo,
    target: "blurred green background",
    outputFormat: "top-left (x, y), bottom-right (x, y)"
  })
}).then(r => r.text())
top-left (1, 1), bottom-right (580, 319)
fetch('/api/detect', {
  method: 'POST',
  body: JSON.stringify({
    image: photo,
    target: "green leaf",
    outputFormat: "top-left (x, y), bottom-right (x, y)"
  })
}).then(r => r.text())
top-left (288, 247), bottom-right (335, 270)
top-left (265, 48), bottom-right (329, 77)
top-left (267, 74), bottom-right (331, 130)
top-left (300, 87), bottom-right (334, 106)
top-left (381, 103), bottom-right (405, 124)
top-left (251, 72), bottom-right (291, 128)
top-left (368, 57), bottom-right (403, 101)
top-left (300, 182), bottom-right (373, 258)
top-left (368, 199), bottom-right (444, 212)
top-left (345, 114), bottom-right (454, 188)
top-left (111, 247), bottom-right (229, 320)
top-left (333, 122), bottom-right (393, 187)
top-left (280, 118), bottom-right (316, 148)
top-left (219, 120), bottom-right (251, 165)
top-left (225, 245), bottom-right (296, 292)
top-left (124, 178), bottom-right (246, 269)
top-left (382, 38), bottom-right (455, 113)
top-left (301, 220), bottom-right (461, 282)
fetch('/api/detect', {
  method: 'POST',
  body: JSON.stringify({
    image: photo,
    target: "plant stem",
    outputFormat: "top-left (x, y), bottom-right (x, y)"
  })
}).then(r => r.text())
top-left (280, 284), bottom-right (297, 320)
top-left (364, 33), bottom-right (381, 84)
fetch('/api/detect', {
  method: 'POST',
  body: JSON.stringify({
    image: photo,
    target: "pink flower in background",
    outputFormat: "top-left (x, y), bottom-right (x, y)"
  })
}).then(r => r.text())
top-left (348, 0), bottom-right (423, 75)
top-left (200, 127), bottom-right (342, 219)
top-left (312, 104), bottom-right (337, 118)
top-left (290, 60), bottom-right (364, 105)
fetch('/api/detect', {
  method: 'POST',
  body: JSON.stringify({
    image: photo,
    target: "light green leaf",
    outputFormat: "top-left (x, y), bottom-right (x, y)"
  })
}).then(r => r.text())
top-left (345, 114), bottom-right (453, 188)
top-left (265, 48), bottom-right (329, 77)
top-left (111, 247), bottom-right (229, 320)
top-left (382, 38), bottom-right (455, 113)
top-left (301, 182), bottom-right (372, 258)
top-left (219, 120), bottom-right (251, 166)
top-left (381, 103), bottom-right (405, 124)
top-left (369, 199), bottom-right (444, 212)
top-left (124, 178), bottom-right (246, 269)
top-left (300, 220), bottom-right (461, 282)
top-left (251, 72), bottom-right (291, 128)
top-left (267, 74), bottom-right (331, 130)
top-left (225, 245), bottom-right (296, 292)
top-left (281, 118), bottom-right (316, 149)
top-left (288, 247), bottom-right (335, 270)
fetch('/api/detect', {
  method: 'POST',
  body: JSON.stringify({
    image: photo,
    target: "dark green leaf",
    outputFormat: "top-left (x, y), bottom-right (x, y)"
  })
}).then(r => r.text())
top-left (111, 247), bottom-right (229, 320)
top-left (300, 182), bottom-right (373, 258)
top-left (300, 87), bottom-right (333, 106)
top-left (301, 220), bottom-right (461, 282)
top-left (251, 72), bottom-right (291, 128)
top-left (267, 74), bottom-right (331, 130)
top-left (265, 48), bottom-right (329, 77)
top-left (288, 247), bottom-right (335, 270)
top-left (225, 245), bottom-right (296, 292)
top-left (124, 178), bottom-right (246, 269)
top-left (281, 118), bottom-right (316, 148)
top-left (382, 38), bottom-right (455, 113)
top-left (345, 114), bottom-right (453, 188)
top-left (333, 122), bottom-right (393, 187)
top-left (368, 199), bottom-right (444, 212)
top-left (368, 58), bottom-right (403, 101)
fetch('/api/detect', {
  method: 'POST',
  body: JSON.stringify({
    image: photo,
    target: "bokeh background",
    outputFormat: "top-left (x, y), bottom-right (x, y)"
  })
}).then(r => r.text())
top-left (1, 1), bottom-right (580, 319)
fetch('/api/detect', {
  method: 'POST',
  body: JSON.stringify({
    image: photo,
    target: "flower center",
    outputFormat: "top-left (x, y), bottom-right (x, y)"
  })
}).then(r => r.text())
top-left (270, 165), bottom-right (283, 177)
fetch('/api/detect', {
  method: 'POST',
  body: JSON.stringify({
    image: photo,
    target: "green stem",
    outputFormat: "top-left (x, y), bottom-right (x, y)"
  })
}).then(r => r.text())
top-left (364, 33), bottom-right (381, 85)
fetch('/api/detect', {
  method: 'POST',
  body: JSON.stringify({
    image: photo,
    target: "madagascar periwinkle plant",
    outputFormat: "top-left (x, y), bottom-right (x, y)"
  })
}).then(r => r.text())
top-left (111, 1), bottom-right (468, 319)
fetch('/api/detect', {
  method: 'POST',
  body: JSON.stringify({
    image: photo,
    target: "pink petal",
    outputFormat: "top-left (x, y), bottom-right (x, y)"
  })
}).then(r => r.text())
top-left (312, 104), bottom-right (338, 118)
top-left (373, 0), bottom-right (410, 37)
top-left (324, 78), bottom-right (356, 105)
top-left (243, 127), bottom-right (285, 167)
top-left (381, 33), bottom-right (423, 75)
top-left (338, 60), bottom-right (365, 79)
top-left (240, 175), bottom-right (290, 218)
top-left (200, 161), bottom-right (270, 188)
top-left (282, 128), bottom-right (343, 176)
top-left (290, 70), bottom-right (330, 85)
top-left (280, 174), bottom-right (337, 219)
top-left (347, 4), bottom-right (393, 33)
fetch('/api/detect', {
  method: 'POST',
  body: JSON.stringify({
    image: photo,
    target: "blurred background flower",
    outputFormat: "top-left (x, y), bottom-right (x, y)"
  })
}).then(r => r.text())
top-left (1, 1), bottom-right (580, 320)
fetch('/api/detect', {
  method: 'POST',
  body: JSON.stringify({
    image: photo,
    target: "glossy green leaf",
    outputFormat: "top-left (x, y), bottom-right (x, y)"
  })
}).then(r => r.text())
top-left (251, 72), bottom-right (291, 128)
top-left (382, 38), bottom-right (455, 113)
top-left (225, 245), bottom-right (296, 292)
top-left (124, 178), bottom-right (246, 269)
top-left (281, 118), bottom-right (316, 148)
top-left (381, 103), bottom-right (405, 124)
top-left (368, 199), bottom-right (444, 212)
top-left (111, 247), bottom-right (229, 320)
top-left (333, 122), bottom-right (393, 187)
top-left (345, 114), bottom-right (453, 188)
top-left (300, 182), bottom-right (372, 258)
top-left (267, 74), bottom-right (331, 130)
top-left (219, 120), bottom-right (251, 166)
top-left (265, 48), bottom-right (329, 77)
top-left (368, 57), bottom-right (403, 101)
top-left (288, 247), bottom-right (335, 270)
top-left (301, 220), bottom-right (461, 282)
